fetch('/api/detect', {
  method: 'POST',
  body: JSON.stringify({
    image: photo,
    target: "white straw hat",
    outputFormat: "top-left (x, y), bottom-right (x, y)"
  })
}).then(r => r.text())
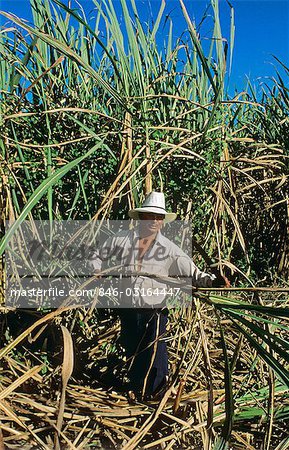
top-left (128, 191), bottom-right (177, 223)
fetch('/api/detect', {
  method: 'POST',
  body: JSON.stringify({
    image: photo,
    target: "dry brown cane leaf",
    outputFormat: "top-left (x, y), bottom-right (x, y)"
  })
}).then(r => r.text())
top-left (54, 325), bottom-right (74, 450)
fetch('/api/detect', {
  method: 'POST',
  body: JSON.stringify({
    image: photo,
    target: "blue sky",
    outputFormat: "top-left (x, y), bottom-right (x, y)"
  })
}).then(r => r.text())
top-left (0, 0), bottom-right (288, 94)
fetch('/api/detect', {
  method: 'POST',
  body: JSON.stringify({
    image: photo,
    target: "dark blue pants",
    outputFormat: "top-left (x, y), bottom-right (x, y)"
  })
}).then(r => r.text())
top-left (118, 308), bottom-right (168, 396)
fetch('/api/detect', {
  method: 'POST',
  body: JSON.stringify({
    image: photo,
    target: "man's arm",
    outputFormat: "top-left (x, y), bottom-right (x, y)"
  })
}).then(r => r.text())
top-left (90, 235), bottom-right (115, 273)
top-left (173, 254), bottom-right (230, 288)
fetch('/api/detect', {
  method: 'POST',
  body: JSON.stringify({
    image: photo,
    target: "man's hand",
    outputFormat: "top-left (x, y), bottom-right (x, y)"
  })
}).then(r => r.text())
top-left (94, 269), bottom-right (102, 279)
top-left (212, 274), bottom-right (231, 288)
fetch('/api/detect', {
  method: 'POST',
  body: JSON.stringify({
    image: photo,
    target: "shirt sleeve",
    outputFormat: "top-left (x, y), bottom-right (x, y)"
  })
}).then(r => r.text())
top-left (90, 235), bottom-right (115, 272)
top-left (172, 253), bottom-right (216, 288)
top-left (90, 250), bottom-right (102, 272)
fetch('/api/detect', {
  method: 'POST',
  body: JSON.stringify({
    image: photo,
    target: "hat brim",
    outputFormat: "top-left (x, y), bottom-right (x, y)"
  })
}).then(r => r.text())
top-left (128, 207), bottom-right (177, 223)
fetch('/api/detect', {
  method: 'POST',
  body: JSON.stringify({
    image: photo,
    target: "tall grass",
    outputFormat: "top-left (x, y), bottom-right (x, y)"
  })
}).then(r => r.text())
top-left (0, 0), bottom-right (288, 448)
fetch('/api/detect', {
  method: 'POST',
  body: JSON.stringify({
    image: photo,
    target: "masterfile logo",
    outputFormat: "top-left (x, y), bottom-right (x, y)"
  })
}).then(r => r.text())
top-left (5, 220), bottom-right (194, 308)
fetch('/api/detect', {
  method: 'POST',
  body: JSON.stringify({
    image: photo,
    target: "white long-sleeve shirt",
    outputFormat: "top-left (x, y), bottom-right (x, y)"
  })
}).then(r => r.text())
top-left (91, 228), bottom-right (215, 307)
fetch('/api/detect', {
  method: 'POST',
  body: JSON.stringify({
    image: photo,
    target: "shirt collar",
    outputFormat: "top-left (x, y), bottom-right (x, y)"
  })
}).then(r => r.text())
top-left (155, 231), bottom-right (167, 248)
top-left (132, 228), bottom-right (166, 248)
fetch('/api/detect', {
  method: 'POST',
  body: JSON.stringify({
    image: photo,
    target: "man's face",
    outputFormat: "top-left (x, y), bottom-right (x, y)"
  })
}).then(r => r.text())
top-left (139, 212), bottom-right (165, 234)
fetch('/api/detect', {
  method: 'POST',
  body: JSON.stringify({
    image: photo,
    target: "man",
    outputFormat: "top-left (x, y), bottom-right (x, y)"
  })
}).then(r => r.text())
top-left (92, 191), bottom-right (229, 399)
